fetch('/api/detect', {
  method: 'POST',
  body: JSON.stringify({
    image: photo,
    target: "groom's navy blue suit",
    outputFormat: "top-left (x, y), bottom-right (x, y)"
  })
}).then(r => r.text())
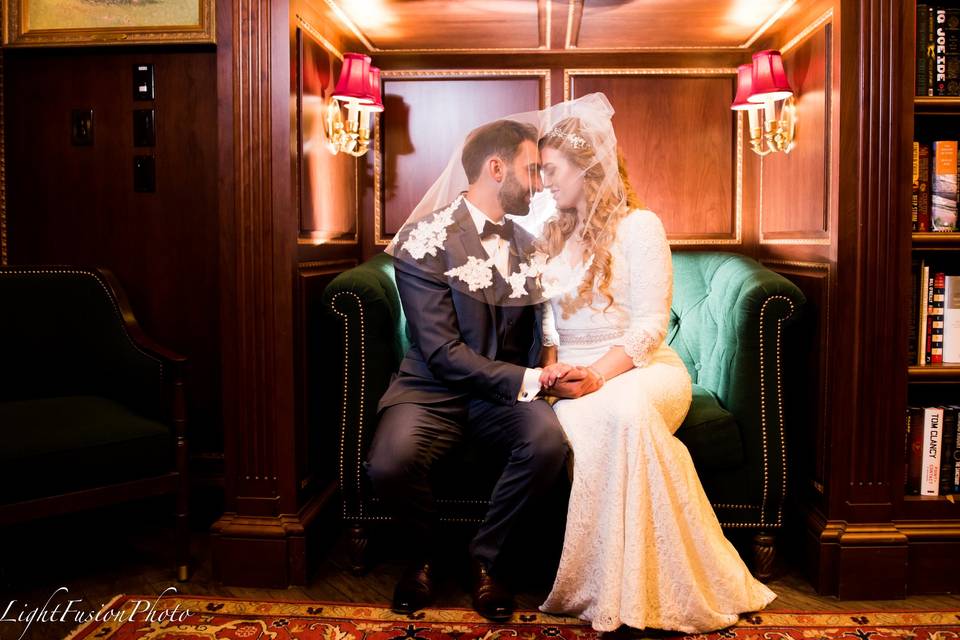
top-left (366, 198), bottom-right (569, 570)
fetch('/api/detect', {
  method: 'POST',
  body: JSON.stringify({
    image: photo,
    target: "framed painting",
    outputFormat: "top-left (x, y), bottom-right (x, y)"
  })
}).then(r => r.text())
top-left (3, 0), bottom-right (215, 47)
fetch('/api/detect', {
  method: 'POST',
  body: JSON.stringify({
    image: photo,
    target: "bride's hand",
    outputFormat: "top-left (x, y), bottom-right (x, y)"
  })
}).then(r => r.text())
top-left (548, 366), bottom-right (603, 399)
top-left (540, 362), bottom-right (576, 388)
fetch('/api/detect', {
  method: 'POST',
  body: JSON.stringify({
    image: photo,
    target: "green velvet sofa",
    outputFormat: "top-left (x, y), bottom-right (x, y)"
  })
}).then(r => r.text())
top-left (0, 266), bottom-right (190, 581)
top-left (323, 251), bottom-right (805, 580)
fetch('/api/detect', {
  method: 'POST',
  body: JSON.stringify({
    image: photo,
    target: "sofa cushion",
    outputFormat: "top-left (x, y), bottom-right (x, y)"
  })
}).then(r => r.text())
top-left (0, 395), bottom-right (171, 503)
top-left (675, 384), bottom-right (743, 471)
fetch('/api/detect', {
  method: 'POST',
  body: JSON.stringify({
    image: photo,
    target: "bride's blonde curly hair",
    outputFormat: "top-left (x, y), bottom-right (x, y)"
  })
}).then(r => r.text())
top-left (536, 117), bottom-right (642, 318)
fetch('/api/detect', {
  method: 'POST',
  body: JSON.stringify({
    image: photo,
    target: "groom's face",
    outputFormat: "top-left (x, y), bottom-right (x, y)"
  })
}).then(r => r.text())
top-left (498, 139), bottom-right (542, 216)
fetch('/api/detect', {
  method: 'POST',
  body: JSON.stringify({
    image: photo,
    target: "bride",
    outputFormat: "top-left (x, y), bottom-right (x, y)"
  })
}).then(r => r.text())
top-left (533, 96), bottom-right (776, 633)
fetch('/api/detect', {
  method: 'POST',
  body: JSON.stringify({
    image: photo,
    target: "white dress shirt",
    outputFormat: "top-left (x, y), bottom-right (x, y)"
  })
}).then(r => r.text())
top-left (462, 196), bottom-right (542, 402)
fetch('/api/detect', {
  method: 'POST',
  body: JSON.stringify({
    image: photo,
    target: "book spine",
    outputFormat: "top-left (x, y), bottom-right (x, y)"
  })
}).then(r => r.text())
top-left (927, 269), bottom-right (935, 363)
top-left (913, 141), bottom-right (920, 231)
top-left (919, 143), bottom-right (931, 232)
top-left (909, 258), bottom-right (921, 365)
top-left (947, 8), bottom-right (960, 96)
top-left (936, 8), bottom-right (948, 95)
top-left (942, 405), bottom-right (959, 494)
top-left (931, 140), bottom-right (958, 232)
top-left (919, 4), bottom-right (930, 96)
top-left (908, 406), bottom-right (926, 495)
top-left (932, 271), bottom-right (946, 364)
top-left (930, 6), bottom-right (937, 95)
top-left (940, 404), bottom-right (956, 492)
top-left (944, 275), bottom-right (960, 363)
top-left (951, 406), bottom-right (960, 493)
top-left (922, 406), bottom-right (944, 496)
top-left (919, 262), bottom-right (930, 364)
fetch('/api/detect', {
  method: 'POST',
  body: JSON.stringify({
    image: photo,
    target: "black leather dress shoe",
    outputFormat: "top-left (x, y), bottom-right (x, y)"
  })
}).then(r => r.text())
top-left (391, 561), bottom-right (435, 614)
top-left (470, 559), bottom-right (514, 622)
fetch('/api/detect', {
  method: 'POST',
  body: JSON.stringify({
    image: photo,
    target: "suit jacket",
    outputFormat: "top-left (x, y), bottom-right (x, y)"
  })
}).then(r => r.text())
top-left (378, 198), bottom-right (543, 411)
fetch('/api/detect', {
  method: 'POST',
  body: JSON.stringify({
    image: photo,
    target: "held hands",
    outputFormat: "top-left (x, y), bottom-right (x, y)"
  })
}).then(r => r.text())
top-left (540, 363), bottom-right (604, 399)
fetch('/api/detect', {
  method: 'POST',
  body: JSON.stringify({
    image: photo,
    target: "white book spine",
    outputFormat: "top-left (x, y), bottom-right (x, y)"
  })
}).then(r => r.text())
top-left (944, 276), bottom-right (960, 363)
top-left (922, 407), bottom-right (945, 496)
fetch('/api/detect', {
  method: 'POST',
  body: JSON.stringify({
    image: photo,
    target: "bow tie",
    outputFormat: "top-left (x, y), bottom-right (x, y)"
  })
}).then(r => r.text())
top-left (480, 219), bottom-right (514, 242)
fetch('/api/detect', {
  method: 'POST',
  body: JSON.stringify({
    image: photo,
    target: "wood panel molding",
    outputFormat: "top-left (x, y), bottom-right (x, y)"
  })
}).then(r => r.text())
top-left (372, 69), bottom-right (551, 246)
top-left (0, 49), bottom-right (5, 267)
top-left (760, 14), bottom-right (833, 245)
top-left (567, 68), bottom-right (742, 245)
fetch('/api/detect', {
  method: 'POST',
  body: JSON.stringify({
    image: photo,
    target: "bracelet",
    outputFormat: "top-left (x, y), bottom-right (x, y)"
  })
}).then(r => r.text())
top-left (588, 366), bottom-right (605, 386)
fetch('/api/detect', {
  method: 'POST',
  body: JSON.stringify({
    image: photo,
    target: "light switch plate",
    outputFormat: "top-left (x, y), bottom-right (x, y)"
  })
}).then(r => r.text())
top-left (71, 109), bottom-right (94, 146)
top-left (133, 109), bottom-right (155, 147)
top-left (133, 64), bottom-right (155, 101)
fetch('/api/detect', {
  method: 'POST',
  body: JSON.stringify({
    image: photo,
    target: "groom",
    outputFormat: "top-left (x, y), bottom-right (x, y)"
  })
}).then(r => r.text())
top-left (365, 120), bottom-right (571, 620)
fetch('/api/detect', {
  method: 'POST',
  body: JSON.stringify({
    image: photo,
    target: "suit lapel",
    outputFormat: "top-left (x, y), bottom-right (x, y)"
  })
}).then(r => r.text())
top-left (451, 201), bottom-right (498, 330)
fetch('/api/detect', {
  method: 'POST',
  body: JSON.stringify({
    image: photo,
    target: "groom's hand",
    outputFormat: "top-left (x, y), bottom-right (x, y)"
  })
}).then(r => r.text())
top-left (547, 366), bottom-right (603, 399)
top-left (539, 362), bottom-right (577, 388)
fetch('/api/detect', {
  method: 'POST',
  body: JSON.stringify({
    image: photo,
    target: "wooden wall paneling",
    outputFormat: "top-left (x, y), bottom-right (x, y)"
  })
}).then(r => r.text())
top-left (760, 20), bottom-right (832, 243)
top-left (212, 0), bottom-right (327, 588)
top-left (365, 70), bottom-right (548, 254)
top-left (3, 48), bottom-right (221, 453)
top-left (567, 70), bottom-right (741, 245)
top-left (0, 49), bottom-right (5, 267)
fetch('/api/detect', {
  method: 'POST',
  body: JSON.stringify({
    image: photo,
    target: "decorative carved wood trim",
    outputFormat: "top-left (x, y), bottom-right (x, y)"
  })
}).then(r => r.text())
top-left (829, 0), bottom-right (911, 515)
top-left (0, 49), bottom-right (6, 267)
top-left (219, 0), bottom-right (295, 507)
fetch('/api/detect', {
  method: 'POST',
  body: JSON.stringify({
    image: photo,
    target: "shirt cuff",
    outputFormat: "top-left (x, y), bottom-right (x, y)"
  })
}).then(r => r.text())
top-left (518, 367), bottom-right (542, 402)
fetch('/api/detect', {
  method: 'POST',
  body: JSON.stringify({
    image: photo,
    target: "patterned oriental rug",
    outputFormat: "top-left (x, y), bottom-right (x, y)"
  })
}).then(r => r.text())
top-left (63, 595), bottom-right (960, 640)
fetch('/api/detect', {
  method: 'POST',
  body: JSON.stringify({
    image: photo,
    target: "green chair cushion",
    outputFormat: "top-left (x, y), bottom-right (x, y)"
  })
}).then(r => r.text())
top-left (0, 395), bottom-right (171, 502)
top-left (675, 384), bottom-right (743, 471)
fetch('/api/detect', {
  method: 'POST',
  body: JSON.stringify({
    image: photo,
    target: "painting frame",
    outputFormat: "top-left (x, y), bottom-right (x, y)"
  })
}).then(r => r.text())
top-left (3, 0), bottom-right (215, 47)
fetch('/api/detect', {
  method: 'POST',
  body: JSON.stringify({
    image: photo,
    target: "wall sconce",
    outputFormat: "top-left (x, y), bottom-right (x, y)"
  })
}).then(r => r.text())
top-left (731, 50), bottom-right (797, 157)
top-left (324, 52), bottom-right (383, 157)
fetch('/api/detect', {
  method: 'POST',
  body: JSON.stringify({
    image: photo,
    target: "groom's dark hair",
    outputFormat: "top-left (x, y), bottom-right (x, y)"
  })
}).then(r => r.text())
top-left (461, 120), bottom-right (538, 184)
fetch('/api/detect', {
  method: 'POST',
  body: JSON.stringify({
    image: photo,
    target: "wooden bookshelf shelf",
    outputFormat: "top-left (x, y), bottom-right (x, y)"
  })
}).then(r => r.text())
top-left (914, 96), bottom-right (960, 114)
top-left (912, 232), bottom-right (960, 248)
top-left (908, 363), bottom-right (960, 382)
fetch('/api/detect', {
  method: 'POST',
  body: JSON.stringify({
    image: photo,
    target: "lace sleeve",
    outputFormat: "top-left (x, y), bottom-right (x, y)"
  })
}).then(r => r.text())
top-left (614, 210), bottom-right (672, 367)
top-left (542, 302), bottom-right (560, 347)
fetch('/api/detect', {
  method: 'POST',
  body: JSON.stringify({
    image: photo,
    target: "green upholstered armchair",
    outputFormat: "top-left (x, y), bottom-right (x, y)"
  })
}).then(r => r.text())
top-left (323, 251), bottom-right (805, 580)
top-left (0, 266), bottom-right (189, 581)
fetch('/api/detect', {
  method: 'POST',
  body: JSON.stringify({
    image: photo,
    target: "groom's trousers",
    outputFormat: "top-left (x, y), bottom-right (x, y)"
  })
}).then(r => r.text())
top-left (365, 394), bottom-right (568, 572)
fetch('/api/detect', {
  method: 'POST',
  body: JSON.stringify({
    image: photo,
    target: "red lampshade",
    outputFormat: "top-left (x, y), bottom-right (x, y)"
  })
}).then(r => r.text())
top-left (731, 64), bottom-right (756, 110)
top-left (365, 66), bottom-right (384, 112)
top-left (333, 52), bottom-right (374, 103)
top-left (749, 50), bottom-right (793, 102)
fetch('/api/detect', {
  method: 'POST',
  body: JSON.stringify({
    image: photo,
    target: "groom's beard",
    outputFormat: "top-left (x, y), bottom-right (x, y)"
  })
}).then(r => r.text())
top-left (498, 168), bottom-right (531, 216)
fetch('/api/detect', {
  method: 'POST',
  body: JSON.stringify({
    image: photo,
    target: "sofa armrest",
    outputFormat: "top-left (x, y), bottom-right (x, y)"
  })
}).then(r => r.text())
top-left (322, 254), bottom-right (407, 517)
top-left (670, 252), bottom-right (805, 525)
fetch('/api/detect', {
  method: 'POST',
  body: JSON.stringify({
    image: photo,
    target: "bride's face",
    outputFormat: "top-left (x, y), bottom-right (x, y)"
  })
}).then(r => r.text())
top-left (540, 146), bottom-right (584, 210)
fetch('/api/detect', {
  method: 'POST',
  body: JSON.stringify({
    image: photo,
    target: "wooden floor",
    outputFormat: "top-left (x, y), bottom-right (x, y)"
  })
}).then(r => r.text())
top-left (2, 498), bottom-right (960, 640)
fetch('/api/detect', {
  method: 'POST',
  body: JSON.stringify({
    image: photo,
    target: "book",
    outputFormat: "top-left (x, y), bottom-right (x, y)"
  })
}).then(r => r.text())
top-left (936, 8), bottom-right (948, 95)
top-left (922, 406), bottom-right (945, 496)
top-left (944, 274), bottom-right (960, 363)
top-left (936, 8), bottom-right (960, 96)
top-left (907, 406), bottom-right (926, 495)
top-left (919, 262), bottom-right (930, 365)
top-left (913, 141), bottom-right (920, 230)
top-left (931, 272), bottom-right (946, 363)
top-left (931, 141), bottom-right (958, 231)
top-left (928, 6), bottom-right (937, 95)
top-left (941, 405), bottom-right (957, 494)
top-left (919, 142), bottom-right (931, 232)
top-left (919, 4), bottom-right (931, 96)
top-left (909, 258), bottom-right (921, 365)
top-left (951, 405), bottom-right (960, 493)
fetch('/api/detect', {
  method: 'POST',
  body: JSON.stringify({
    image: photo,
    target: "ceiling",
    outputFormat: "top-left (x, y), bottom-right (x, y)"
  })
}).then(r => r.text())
top-left (326, 0), bottom-right (798, 53)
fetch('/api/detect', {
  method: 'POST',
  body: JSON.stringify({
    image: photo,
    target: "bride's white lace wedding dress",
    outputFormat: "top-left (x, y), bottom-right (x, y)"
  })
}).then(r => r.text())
top-left (539, 209), bottom-right (776, 633)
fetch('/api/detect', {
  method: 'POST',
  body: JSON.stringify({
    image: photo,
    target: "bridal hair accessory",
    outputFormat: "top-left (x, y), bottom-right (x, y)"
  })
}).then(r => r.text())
top-left (545, 126), bottom-right (588, 150)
